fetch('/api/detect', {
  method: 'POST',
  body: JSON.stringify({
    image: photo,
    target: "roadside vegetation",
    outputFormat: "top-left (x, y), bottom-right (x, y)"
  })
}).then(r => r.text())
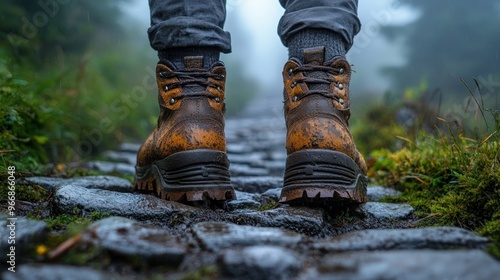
top-left (0, 1), bottom-right (254, 176)
top-left (353, 82), bottom-right (500, 258)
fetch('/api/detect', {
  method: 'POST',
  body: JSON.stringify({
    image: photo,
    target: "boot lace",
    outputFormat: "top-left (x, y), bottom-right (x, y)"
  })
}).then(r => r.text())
top-left (288, 65), bottom-right (343, 103)
top-left (160, 68), bottom-right (224, 101)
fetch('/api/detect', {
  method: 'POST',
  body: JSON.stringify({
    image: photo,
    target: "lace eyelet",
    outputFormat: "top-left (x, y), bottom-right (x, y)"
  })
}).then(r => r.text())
top-left (292, 96), bottom-right (298, 102)
top-left (214, 97), bottom-right (221, 103)
top-left (339, 98), bottom-right (345, 105)
top-left (288, 69), bottom-right (293, 77)
top-left (158, 72), bottom-right (167, 78)
top-left (216, 86), bottom-right (222, 91)
top-left (163, 85), bottom-right (169, 91)
top-left (339, 68), bottom-right (344, 75)
top-left (291, 82), bottom-right (297, 88)
top-left (169, 98), bottom-right (176, 105)
top-left (338, 83), bottom-right (344, 90)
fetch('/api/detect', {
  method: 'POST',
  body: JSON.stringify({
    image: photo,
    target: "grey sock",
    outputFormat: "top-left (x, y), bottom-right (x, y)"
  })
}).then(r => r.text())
top-left (158, 47), bottom-right (220, 69)
top-left (287, 29), bottom-right (347, 62)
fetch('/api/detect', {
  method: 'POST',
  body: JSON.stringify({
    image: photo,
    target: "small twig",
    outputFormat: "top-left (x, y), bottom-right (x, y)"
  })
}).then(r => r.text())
top-left (479, 131), bottom-right (497, 147)
top-left (396, 135), bottom-right (415, 146)
top-left (415, 213), bottom-right (440, 224)
top-left (47, 232), bottom-right (84, 260)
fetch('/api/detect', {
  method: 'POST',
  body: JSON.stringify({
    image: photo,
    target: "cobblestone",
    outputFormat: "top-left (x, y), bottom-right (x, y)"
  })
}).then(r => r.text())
top-left (11, 93), bottom-right (499, 279)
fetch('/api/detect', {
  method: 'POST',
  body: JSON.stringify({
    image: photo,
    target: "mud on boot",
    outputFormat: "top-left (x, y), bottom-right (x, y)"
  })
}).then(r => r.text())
top-left (279, 47), bottom-right (368, 205)
top-left (134, 56), bottom-right (235, 204)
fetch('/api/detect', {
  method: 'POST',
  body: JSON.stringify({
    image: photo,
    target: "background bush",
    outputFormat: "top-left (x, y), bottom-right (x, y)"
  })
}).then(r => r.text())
top-left (0, 0), bottom-right (255, 174)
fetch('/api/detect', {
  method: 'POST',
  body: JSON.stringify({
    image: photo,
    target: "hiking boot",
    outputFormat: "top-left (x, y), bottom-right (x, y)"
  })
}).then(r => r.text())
top-left (134, 56), bottom-right (235, 203)
top-left (279, 47), bottom-right (368, 205)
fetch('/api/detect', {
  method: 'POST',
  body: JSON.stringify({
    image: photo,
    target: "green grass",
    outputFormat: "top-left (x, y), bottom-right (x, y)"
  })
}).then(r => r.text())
top-left (0, 60), bottom-right (47, 174)
top-left (370, 111), bottom-right (500, 257)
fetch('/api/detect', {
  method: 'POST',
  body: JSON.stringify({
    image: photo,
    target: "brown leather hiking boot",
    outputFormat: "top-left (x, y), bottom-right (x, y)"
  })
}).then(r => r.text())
top-left (279, 47), bottom-right (368, 205)
top-left (134, 56), bottom-right (235, 203)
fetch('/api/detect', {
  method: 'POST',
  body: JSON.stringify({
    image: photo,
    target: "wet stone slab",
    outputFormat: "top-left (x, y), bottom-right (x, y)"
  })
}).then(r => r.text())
top-left (102, 150), bottom-right (137, 164)
top-left (88, 217), bottom-right (186, 265)
top-left (367, 186), bottom-right (401, 201)
top-left (229, 207), bottom-right (325, 235)
top-left (249, 139), bottom-right (286, 153)
top-left (250, 160), bottom-right (285, 176)
top-left (119, 142), bottom-right (141, 153)
top-left (357, 202), bottom-right (414, 221)
top-left (86, 161), bottom-right (135, 175)
top-left (267, 150), bottom-right (288, 161)
top-left (226, 143), bottom-right (255, 154)
top-left (221, 246), bottom-right (302, 280)
top-left (227, 191), bottom-right (262, 210)
top-left (24, 176), bottom-right (133, 192)
top-left (313, 250), bottom-right (500, 280)
top-left (261, 188), bottom-right (282, 201)
top-left (229, 163), bottom-right (269, 176)
top-left (311, 226), bottom-right (490, 252)
top-left (0, 217), bottom-right (48, 261)
top-left (192, 222), bottom-right (303, 251)
top-left (227, 152), bottom-right (265, 164)
top-left (2, 264), bottom-right (111, 280)
top-left (52, 185), bottom-right (207, 222)
top-left (231, 176), bottom-right (283, 193)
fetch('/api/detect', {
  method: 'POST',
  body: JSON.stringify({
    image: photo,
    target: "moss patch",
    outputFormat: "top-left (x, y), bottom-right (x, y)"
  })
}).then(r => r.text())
top-left (0, 183), bottom-right (47, 202)
top-left (371, 121), bottom-right (500, 257)
top-left (181, 265), bottom-right (220, 280)
top-left (44, 212), bottom-right (110, 231)
top-left (257, 201), bottom-right (277, 211)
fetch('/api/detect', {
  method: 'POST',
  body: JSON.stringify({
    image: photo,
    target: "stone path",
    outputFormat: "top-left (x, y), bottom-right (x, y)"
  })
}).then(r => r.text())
top-left (2, 94), bottom-right (500, 279)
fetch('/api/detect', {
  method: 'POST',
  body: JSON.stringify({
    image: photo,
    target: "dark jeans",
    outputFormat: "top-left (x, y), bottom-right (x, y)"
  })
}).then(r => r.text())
top-left (148, 0), bottom-right (360, 53)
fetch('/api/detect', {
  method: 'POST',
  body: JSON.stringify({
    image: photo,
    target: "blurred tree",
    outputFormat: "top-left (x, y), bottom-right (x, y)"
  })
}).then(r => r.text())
top-left (0, 0), bottom-right (160, 165)
top-left (1, 0), bottom-right (127, 62)
top-left (382, 0), bottom-right (500, 101)
top-left (0, 0), bottom-right (255, 169)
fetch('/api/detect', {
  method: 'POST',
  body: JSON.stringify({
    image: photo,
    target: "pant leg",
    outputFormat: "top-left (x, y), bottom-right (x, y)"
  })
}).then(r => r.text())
top-left (148, 0), bottom-right (231, 53)
top-left (278, 0), bottom-right (361, 50)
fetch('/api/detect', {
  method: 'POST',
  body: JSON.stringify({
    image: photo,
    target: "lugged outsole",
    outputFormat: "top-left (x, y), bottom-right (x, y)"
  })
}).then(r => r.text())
top-left (134, 149), bottom-right (235, 203)
top-left (279, 149), bottom-right (368, 204)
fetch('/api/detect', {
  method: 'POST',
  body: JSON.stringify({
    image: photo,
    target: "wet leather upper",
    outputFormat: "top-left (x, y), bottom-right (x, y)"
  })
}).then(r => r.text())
top-left (283, 48), bottom-right (367, 174)
top-left (136, 57), bottom-right (227, 167)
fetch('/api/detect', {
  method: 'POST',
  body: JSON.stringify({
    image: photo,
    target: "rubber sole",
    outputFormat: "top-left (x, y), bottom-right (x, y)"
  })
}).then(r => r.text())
top-left (134, 149), bottom-right (235, 202)
top-left (279, 149), bottom-right (368, 205)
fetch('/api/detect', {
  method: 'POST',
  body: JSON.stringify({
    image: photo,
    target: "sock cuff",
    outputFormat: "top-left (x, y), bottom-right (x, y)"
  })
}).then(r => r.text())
top-left (158, 47), bottom-right (220, 69)
top-left (286, 29), bottom-right (347, 62)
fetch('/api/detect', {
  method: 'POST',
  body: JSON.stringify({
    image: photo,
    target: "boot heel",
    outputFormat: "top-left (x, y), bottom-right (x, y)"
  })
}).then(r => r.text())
top-left (137, 149), bottom-right (235, 202)
top-left (280, 149), bottom-right (367, 204)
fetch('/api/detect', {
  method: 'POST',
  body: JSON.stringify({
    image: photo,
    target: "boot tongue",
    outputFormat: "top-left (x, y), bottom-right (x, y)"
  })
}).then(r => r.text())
top-left (184, 56), bottom-right (204, 69)
top-left (182, 56), bottom-right (206, 94)
top-left (302, 47), bottom-right (330, 93)
top-left (303, 47), bottom-right (325, 65)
